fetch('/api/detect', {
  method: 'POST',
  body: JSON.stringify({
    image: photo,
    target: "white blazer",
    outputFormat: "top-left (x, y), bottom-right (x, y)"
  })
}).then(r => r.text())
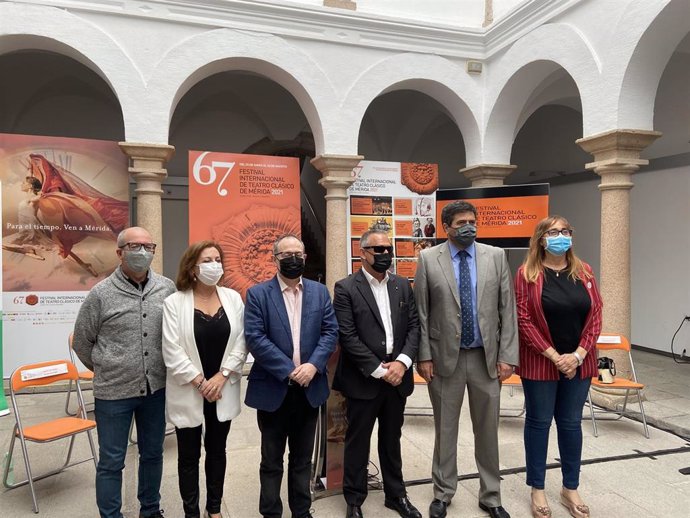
top-left (162, 286), bottom-right (248, 428)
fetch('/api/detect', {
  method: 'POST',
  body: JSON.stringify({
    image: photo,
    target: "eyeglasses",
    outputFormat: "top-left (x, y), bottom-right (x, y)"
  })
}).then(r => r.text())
top-left (120, 242), bottom-right (157, 252)
top-left (363, 246), bottom-right (393, 254)
top-left (275, 252), bottom-right (305, 260)
top-left (543, 229), bottom-right (573, 237)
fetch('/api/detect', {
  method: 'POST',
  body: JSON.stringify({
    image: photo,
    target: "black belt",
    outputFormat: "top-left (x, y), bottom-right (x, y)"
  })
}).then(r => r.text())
top-left (384, 354), bottom-right (393, 362)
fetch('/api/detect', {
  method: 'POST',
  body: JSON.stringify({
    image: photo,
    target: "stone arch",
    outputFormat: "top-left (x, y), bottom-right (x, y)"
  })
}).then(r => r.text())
top-left (483, 23), bottom-right (600, 164)
top-left (341, 53), bottom-right (482, 164)
top-left (146, 29), bottom-right (335, 154)
top-left (0, 3), bottom-right (144, 139)
top-left (614, 0), bottom-right (690, 130)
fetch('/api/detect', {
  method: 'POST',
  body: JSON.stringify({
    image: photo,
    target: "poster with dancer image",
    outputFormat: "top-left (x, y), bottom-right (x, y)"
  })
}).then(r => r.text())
top-left (346, 160), bottom-right (438, 281)
top-left (1, 133), bottom-right (129, 375)
top-left (188, 151), bottom-right (301, 300)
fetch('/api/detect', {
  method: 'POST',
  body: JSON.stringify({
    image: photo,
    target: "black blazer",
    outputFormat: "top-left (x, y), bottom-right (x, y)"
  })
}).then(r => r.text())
top-left (332, 269), bottom-right (420, 400)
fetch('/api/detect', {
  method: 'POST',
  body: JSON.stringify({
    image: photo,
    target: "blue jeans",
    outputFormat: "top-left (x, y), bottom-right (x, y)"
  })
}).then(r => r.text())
top-left (522, 374), bottom-right (591, 490)
top-left (94, 388), bottom-right (166, 518)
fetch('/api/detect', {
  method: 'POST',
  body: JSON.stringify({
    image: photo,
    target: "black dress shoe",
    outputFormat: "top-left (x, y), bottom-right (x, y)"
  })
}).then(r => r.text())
top-left (346, 504), bottom-right (363, 518)
top-left (384, 496), bottom-right (422, 518)
top-left (479, 502), bottom-right (511, 518)
top-left (429, 499), bottom-right (448, 518)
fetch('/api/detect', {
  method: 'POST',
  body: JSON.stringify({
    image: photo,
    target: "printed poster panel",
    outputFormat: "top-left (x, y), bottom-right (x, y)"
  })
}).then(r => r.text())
top-left (1, 134), bottom-right (129, 375)
top-left (188, 151), bottom-right (301, 300)
top-left (345, 161), bottom-right (438, 281)
top-left (326, 161), bottom-right (439, 489)
top-left (436, 184), bottom-right (550, 248)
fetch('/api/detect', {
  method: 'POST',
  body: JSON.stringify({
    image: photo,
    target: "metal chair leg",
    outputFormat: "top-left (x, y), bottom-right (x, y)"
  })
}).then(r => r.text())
top-left (638, 391), bottom-right (650, 439)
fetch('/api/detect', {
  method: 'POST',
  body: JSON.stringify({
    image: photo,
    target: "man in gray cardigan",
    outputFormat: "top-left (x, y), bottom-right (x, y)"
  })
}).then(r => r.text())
top-left (73, 226), bottom-right (176, 518)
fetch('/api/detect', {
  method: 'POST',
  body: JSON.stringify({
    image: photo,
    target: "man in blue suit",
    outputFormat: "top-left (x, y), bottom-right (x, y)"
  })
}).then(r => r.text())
top-left (245, 234), bottom-right (339, 518)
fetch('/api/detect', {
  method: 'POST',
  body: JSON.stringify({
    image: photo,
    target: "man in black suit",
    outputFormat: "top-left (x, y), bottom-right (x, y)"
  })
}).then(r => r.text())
top-left (333, 230), bottom-right (422, 518)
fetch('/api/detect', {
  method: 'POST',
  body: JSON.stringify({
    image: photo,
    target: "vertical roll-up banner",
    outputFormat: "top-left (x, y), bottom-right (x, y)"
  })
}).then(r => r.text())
top-left (188, 151), bottom-right (301, 299)
top-left (1, 134), bottom-right (129, 376)
top-left (0, 180), bottom-right (8, 416)
top-left (324, 161), bottom-right (439, 489)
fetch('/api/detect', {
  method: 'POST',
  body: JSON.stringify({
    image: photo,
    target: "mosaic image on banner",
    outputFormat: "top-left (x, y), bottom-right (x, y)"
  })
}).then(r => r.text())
top-left (0, 133), bottom-right (129, 375)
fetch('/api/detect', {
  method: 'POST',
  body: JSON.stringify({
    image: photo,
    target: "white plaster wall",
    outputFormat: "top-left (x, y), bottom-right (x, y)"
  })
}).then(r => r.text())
top-left (631, 164), bottom-right (690, 352)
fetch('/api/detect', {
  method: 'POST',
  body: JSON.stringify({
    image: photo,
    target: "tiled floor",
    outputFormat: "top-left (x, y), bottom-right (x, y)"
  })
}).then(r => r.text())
top-left (1, 348), bottom-right (689, 517)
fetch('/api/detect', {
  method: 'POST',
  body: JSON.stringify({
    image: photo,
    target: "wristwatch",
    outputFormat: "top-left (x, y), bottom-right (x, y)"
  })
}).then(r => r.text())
top-left (221, 369), bottom-right (230, 378)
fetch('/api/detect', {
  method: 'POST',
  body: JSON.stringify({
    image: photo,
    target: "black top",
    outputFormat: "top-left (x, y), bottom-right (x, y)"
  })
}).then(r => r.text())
top-left (541, 268), bottom-right (591, 354)
top-left (194, 306), bottom-right (231, 378)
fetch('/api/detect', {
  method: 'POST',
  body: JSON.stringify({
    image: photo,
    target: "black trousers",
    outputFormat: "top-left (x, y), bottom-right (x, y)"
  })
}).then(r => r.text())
top-left (256, 385), bottom-right (318, 518)
top-left (343, 382), bottom-right (407, 505)
top-left (175, 401), bottom-right (232, 517)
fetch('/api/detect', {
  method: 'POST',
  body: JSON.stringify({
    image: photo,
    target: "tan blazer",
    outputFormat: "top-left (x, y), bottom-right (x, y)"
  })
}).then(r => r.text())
top-left (162, 286), bottom-right (248, 428)
top-left (414, 241), bottom-right (518, 378)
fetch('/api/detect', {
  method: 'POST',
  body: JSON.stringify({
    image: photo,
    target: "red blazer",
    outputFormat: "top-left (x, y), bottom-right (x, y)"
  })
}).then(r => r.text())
top-left (514, 263), bottom-right (602, 380)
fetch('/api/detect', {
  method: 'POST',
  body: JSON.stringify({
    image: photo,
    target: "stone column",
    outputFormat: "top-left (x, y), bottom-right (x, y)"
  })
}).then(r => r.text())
top-left (119, 142), bottom-right (175, 274)
top-left (460, 163), bottom-right (516, 187)
top-left (577, 129), bottom-right (660, 403)
top-left (311, 154), bottom-right (362, 293)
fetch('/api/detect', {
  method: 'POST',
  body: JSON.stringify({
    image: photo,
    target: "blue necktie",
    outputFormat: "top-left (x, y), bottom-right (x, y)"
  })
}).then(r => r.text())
top-left (458, 250), bottom-right (474, 347)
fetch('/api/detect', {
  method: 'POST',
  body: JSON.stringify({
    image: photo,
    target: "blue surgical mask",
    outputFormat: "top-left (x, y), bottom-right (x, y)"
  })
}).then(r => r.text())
top-left (544, 235), bottom-right (572, 256)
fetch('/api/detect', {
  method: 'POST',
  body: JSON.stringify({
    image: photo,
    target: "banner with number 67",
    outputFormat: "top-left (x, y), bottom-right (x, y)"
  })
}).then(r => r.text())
top-left (188, 151), bottom-right (301, 299)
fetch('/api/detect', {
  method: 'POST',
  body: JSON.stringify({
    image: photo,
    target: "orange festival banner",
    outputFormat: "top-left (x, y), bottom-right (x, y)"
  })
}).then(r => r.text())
top-left (188, 151), bottom-right (301, 299)
top-left (436, 184), bottom-right (549, 248)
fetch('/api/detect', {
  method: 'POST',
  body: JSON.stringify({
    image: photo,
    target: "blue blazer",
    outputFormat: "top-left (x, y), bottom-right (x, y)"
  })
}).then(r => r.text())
top-left (244, 276), bottom-right (339, 412)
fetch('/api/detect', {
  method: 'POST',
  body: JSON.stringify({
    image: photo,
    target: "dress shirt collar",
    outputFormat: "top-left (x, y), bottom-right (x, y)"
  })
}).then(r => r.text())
top-left (277, 274), bottom-right (303, 292)
top-left (447, 239), bottom-right (475, 260)
top-left (361, 266), bottom-right (389, 286)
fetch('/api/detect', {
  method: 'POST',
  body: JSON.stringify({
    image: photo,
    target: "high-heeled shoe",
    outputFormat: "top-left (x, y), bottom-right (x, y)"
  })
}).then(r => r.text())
top-left (560, 489), bottom-right (590, 518)
top-left (530, 490), bottom-right (552, 518)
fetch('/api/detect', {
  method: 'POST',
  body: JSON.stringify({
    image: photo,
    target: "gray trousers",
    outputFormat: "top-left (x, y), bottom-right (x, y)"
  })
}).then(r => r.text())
top-left (427, 348), bottom-right (502, 507)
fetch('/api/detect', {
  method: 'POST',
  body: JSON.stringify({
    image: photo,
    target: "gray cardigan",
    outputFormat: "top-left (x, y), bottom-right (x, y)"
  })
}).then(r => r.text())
top-left (73, 266), bottom-right (176, 400)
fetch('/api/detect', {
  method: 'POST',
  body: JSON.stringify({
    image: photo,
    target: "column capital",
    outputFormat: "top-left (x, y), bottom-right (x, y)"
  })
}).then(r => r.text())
top-left (323, 0), bottom-right (356, 10)
top-left (119, 141), bottom-right (175, 165)
top-left (576, 129), bottom-right (661, 168)
top-left (460, 163), bottom-right (516, 187)
top-left (311, 154), bottom-right (363, 200)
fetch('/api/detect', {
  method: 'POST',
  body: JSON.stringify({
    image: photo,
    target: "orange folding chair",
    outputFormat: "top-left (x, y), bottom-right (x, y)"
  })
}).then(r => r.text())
top-left (404, 370), bottom-right (434, 416)
top-left (500, 373), bottom-right (526, 417)
top-left (586, 334), bottom-right (649, 438)
top-left (2, 360), bottom-right (98, 513)
top-left (64, 333), bottom-right (94, 416)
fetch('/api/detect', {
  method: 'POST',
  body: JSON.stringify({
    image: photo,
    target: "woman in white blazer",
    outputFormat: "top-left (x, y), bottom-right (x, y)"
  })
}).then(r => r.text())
top-left (162, 240), bottom-right (248, 518)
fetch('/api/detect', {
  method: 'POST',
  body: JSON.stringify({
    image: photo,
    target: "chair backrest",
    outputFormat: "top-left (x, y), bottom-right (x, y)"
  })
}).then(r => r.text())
top-left (11, 360), bottom-right (79, 393)
top-left (596, 333), bottom-right (631, 352)
top-left (67, 333), bottom-right (76, 362)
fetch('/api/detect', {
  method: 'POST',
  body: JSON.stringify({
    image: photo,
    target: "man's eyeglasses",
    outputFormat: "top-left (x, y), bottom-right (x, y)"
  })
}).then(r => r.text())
top-left (275, 252), bottom-right (305, 260)
top-left (120, 242), bottom-right (157, 252)
top-left (543, 229), bottom-right (573, 237)
top-left (363, 246), bottom-right (393, 254)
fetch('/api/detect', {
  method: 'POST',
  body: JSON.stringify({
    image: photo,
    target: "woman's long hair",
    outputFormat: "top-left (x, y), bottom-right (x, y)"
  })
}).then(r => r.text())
top-left (521, 215), bottom-right (591, 283)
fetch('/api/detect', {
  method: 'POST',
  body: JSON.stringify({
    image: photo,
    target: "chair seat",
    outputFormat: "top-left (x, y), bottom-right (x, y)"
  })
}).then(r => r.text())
top-left (19, 417), bottom-right (97, 442)
top-left (413, 372), bottom-right (426, 384)
top-left (78, 370), bottom-right (94, 380)
top-left (591, 377), bottom-right (644, 390)
top-left (503, 373), bottom-right (521, 386)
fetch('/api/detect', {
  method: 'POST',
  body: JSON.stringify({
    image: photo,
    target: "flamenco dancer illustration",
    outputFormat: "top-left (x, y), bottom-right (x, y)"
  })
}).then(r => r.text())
top-left (3, 154), bottom-right (128, 276)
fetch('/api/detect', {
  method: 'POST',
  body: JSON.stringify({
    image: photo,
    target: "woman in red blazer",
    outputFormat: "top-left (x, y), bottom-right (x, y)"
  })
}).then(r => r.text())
top-left (515, 216), bottom-right (602, 518)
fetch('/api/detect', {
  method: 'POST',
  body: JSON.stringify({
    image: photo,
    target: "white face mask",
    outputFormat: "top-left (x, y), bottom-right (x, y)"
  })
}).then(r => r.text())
top-left (196, 261), bottom-right (223, 286)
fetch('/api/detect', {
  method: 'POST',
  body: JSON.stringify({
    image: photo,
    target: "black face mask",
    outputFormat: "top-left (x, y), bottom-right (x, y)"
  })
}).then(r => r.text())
top-left (449, 224), bottom-right (477, 248)
top-left (371, 252), bottom-right (393, 273)
top-left (278, 256), bottom-right (305, 279)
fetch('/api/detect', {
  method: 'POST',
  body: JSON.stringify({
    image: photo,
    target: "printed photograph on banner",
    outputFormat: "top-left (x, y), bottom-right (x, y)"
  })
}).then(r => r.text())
top-left (346, 161), bottom-right (438, 276)
top-left (188, 151), bottom-right (300, 298)
top-left (0, 134), bottom-right (129, 291)
top-left (350, 195), bottom-right (393, 216)
top-left (350, 216), bottom-right (393, 238)
top-left (394, 238), bottom-right (435, 259)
